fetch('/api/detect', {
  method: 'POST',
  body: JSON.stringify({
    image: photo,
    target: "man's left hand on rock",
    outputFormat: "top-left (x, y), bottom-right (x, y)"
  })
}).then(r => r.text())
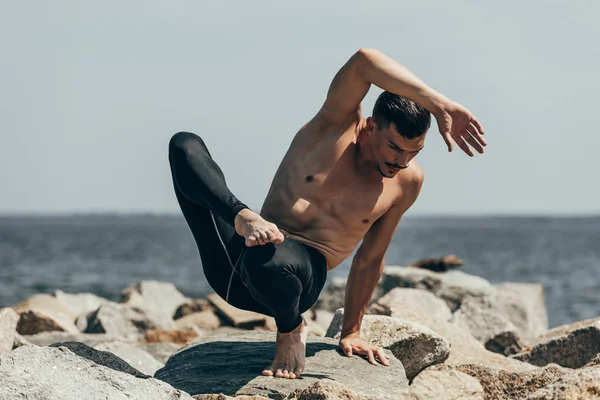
top-left (339, 334), bottom-right (390, 366)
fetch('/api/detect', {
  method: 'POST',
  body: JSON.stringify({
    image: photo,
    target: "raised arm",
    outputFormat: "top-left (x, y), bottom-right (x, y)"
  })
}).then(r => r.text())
top-left (321, 48), bottom-right (487, 156)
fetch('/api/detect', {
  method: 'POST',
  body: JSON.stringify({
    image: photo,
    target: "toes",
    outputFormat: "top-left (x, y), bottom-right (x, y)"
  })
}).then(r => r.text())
top-left (262, 368), bottom-right (274, 377)
top-left (275, 368), bottom-right (284, 378)
top-left (282, 369), bottom-right (290, 379)
top-left (288, 372), bottom-right (296, 379)
top-left (293, 368), bottom-right (303, 378)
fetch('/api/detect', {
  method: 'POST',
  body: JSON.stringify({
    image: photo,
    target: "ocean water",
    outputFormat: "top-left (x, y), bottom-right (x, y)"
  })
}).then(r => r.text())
top-left (0, 214), bottom-right (598, 329)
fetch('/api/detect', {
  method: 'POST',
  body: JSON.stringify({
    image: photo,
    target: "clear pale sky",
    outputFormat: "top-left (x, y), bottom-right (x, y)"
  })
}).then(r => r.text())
top-left (1, 1), bottom-right (598, 216)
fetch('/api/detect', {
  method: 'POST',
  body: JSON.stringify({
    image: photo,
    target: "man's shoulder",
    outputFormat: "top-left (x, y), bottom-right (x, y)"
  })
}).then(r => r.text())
top-left (394, 161), bottom-right (424, 208)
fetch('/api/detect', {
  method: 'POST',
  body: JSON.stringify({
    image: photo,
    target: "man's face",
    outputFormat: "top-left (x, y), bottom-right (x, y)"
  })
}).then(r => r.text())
top-left (370, 119), bottom-right (426, 178)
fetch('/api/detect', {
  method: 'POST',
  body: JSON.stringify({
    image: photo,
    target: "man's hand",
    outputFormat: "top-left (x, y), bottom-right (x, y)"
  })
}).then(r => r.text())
top-left (339, 333), bottom-right (390, 366)
top-left (434, 98), bottom-right (487, 157)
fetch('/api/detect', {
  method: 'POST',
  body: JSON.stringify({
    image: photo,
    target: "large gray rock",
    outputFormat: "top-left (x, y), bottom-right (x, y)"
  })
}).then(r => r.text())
top-left (314, 277), bottom-right (347, 313)
top-left (0, 307), bottom-right (19, 354)
top-left (12, 294), bottom-right (79, 335)
top-left (94, 341), bottom-right (164, 376)
top-left (207, 294), bottom-right (267, 329)
top-left (154, 330), bottom-right (408, 399)
top-left (83, 302), bottom-right (157, 338)
top-left (525, 365), bottom-right (600, 399)
top-left (379, 267), bottom-right (492, 311)
top-left (325, 310), bottom-right (450, 380)
top-left (512, 317), bottom-right (600, 368)
top-left (120, 280), bottom-right (188, 329)
top-left (367, 287), bottom-right (453, 323)
top-left (176, 310), bottom-right (221, 330)
top-left (137, 342), bottom-right (181, 364)
top-left (0, 345), bottom-right (194, 400)
top-left (451, 297), bottom-right (524, 356)
top-left (405, 369), bottom-right (485, 400)
top-left (491, 283), bottom-right (548, 345)
top-left (21, 331), bottom-right (128, 347)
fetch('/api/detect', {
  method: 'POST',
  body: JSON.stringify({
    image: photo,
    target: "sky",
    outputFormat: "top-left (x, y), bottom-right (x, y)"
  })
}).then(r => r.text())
top-left (1, 1), bottom-right (598, 216)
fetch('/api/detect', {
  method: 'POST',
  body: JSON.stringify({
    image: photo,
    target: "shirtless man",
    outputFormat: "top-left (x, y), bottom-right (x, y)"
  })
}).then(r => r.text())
top-left (167, 48), bottom-right (486, 380)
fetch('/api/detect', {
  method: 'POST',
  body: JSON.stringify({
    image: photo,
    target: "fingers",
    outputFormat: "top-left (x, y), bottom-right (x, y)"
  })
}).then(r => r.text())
top-left (463, 130), bottom-right (484, 154)
top-left (441, 131), bottom-right (453, 152)
top-left (367, 349), bottom-right (376, 365)
top-left (374, 347), bottom-right (390, 366)
top-left (453, 135), bottom-right (473, 157)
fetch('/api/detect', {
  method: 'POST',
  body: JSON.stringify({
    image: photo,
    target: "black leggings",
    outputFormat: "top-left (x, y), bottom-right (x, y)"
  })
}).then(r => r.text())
top-left (168, 131), bottom-right (327, 333)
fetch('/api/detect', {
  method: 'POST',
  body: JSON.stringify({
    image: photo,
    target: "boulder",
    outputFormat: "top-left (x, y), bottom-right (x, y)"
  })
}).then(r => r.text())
top-left (137, 342), bottom-right (181, 364)
top-left (12, 294), bottom-right (79, 334)
top-left (525, 365), bottom-right (600, 399)
top-left (405, 369), bottom-right (485, 400)
top-left (83, 302), bottom-right (157, 338)
top-left (94, 341), bottom-right (164, 376)
top-left (312, 308), bottom-right (335, 332)
top-left (491, 283), bottom-right (548, 345)
top-left (407, 254), bottom-right (464, 272)
top-left (367, 287), bottom-right (453, 323)
top-left (313, 277), bottom-right (347, 313)
top-left (207, 294), bottom-right (267, 328)
top-left (120, 280), bottom-right (188, 329)
top-left (154, 330), bottom-right (408, 399)
top-left (12, 332), bottom-right (34, 350)
top-left (176, 310), bottom-right (222, 330)
top-left (585, 354), bottom-right (600, 368)
top-left (0, 345), bottom-right (193, 399)
top-left (144, 329), bottom-right (199, 345)
top-left (174, 298), bottom-right (212, 319)
top-left (451, 297), bottom-right (524, 356)
top-left (0, 307), bottom-right (19, 354)
top-left (325, 310), bottom-right (450, 380)
top-left (20, 331), bottom-right (127, 347)
top-left (379, 267), bottom-right (492, 311)
top-left (53, 290), bottom-right (110, 318)
top-left (512, 317), bottom-right (600, 368)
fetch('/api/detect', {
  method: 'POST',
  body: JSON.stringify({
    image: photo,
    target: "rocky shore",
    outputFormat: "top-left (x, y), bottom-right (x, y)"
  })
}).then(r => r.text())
top-left (1, 262), bottom-right (599, 399)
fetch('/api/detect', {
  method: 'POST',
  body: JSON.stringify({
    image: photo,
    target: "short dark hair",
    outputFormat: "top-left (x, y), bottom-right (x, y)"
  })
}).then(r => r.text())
top-left (372, 91), bottom-right (431, 139)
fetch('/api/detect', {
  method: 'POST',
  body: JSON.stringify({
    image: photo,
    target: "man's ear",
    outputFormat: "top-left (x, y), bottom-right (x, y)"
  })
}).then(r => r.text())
top-left (366, 116), bottom-right (376, 132)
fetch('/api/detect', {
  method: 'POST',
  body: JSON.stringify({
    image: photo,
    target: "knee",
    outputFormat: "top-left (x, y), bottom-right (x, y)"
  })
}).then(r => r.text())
top-left (168, 131), bottom-right (207, 157)
top-left (241, 245), bottom-right (296, 290)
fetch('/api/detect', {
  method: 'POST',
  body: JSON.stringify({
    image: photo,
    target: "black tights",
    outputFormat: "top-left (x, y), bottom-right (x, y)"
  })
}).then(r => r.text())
top-left (168, 131), bottom-right (327, 333)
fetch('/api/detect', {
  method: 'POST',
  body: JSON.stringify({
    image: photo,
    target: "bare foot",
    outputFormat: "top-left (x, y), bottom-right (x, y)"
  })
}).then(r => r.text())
top-left (262, 316), bottom-right (308, 379)
top-left (234, 208), bottom-right (285, 247)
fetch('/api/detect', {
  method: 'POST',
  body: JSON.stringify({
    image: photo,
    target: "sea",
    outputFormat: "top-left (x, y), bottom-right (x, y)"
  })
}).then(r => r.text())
top-left (1, 214), bottom-right (598, 329)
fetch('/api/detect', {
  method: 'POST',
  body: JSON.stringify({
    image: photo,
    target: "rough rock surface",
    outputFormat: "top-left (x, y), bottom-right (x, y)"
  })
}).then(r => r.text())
top-left (379, 266), bottom-right (492, 311)
top-left (49, 341), bottom-right (149, 378)
top-left (492, 283), bottom-right (548, 345)
top-left (0, 345), bottom-right (193, 399)
top-left (451, 297), bottom-right (524, 356)
top-left (406, 369), bottom-right (485, 400)
top-left (137, 342), bottom-right (181, 364)
top-left (95, 341), bottom-right (165, 376)
top-left (525, 365), bottom-right (600, 400)
top-left (121, 280), bottom-right (188, 329)
top-left (325, 310), bottom-right (450, 380)
top-left (512, 317), bottom-right (600, 368)
top-left (154, 330), bottom-right (408, 399)
top-left (12, 294), bottom-right (79, 334)
top-left (367, 287), bottom-right (453, 323)
top-left (20, 331), bottom-right (127, 347)
top-left (0, 307), bottom-right (19, 354)
top-left (83, 301), bottom-right (157, 337)
top-left (207, 294), bottom-right (268, 328)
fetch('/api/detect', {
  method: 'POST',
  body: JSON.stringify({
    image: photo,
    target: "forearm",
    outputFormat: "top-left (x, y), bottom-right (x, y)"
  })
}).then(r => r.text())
top-left (356, 48), bottom-right (446, 114)
top-left (340, 257), bottom-right (385, 338)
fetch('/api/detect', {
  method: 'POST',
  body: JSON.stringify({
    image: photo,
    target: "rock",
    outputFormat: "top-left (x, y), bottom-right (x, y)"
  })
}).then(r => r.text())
top-left (21, 331), bottom-right (128, 347)
top-left (379, 267), bottom-right (492, 311)
top-left (193, 395), bottom-right (270, 400)
top-left (121, 280), bottom-right (188, 329)
top-left (176, 310), bottom-right (221, 330)
top-left (451, 297), bottom-right (524, 356)
top-left (49, 341), bottom-right (149, 378)
top-left (0, 307), bottom-right (19, 354)
top-left (367, 287), bottom-right (453, 323)
top-left (585, 354), bottom-right (600, 368)
top-left (0, 345), bottom-right (194, 399)
top-left (512, 317), bottom-right (600, 368)
top-left (325, 311), bottom-right (450, 380)
top-left (288, 379), bottom-right (364, 399)
top-left (406, 369), bottom-right (484, 400)
top-left (206, 294), bottom-right (267, 328)
top-left (154, 330), bottom-right (408, 399)
top-left (312, 308), bottom-right (335, 332)
top-left (313, 277), bottom-right (347, 313)
top-left (407, 254), bottom-right (464, 272)
top-left (137, 342), bottom-right (181, 364)
top-left (54, 290), bottom-right (110, 318)
top-left (12, 294), bottom-right (79, 335)
top-left (94, 341), bottom-right (164, 376)
top-left (174, 299), bottom-right (212, 319)
top-left (525, 365), bottom-right (600, 399)
top-left (454, 363), bottom-right (566, 400)
top-left (144, 329), bottom-right (199, 345)
top-left (12, 332), bottom-right (34, 349)
top-left (83, 302), bottom-right (157, 338)
top-left (492, 283), bottom-right (548, 345)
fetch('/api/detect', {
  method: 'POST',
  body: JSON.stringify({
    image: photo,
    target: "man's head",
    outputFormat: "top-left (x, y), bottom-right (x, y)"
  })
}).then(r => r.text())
top-left (364, 91), bottom-right (431, 178)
